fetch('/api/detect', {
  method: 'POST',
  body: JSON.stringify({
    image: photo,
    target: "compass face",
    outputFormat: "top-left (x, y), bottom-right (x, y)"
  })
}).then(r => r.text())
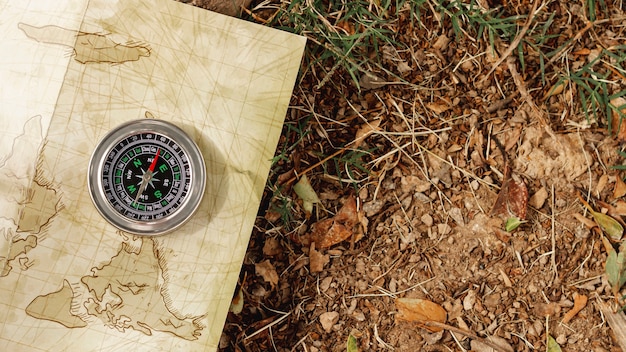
top-left (88, 119), bottom-right (206, 235)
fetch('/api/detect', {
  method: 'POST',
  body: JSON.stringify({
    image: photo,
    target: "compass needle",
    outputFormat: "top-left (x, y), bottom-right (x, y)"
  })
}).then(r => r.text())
top-left (88, 119), bottom-right (206, 235)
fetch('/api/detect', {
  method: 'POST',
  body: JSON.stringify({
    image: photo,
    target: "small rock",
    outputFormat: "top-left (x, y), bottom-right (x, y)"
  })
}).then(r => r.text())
top-left (470, 336), bottom-right (513, 352)
top-left (529, 187), bottom-right (549, 209)
top-left (437, 223), bottom-right (452, 235)
top-left (421, 213), bottom-right (434, 227)
top-left (355, 259), bottom-right (366, 274)
top-left (320, 276), bottom-right (333, 292)
top-left (414, 192), bottom-right (431, 203)
top-left (319, 311), bottom-right (339, 333)
top-left (363, 199), bottom-right (386, 216)
top-left (448, 207), bottom-right (464, 226)
top-left (484, 293), bottom-right (500, 308)
top-left (352, 311), bottom-right (366, 321)
top-left (434, 164), bottom-right (452, 188)
top-left (401, 175), bottom-right (431, 193)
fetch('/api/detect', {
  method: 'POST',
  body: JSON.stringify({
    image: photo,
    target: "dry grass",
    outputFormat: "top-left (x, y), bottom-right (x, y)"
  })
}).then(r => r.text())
top-left (209, 0), bottom-right (626, 350)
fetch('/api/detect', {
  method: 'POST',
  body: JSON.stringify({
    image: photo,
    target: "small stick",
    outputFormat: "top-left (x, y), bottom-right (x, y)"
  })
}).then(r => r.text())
top-left (479, 0), bottom-right (540, 84)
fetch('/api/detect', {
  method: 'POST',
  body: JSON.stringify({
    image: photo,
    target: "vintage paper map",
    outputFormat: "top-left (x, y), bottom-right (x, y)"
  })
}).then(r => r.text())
top-left (0, 0), bottom-right (305, 350)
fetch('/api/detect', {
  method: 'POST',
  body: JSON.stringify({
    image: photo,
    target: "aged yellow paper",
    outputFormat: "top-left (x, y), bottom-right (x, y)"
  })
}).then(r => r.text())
top-left (0, 0), bottom-right (305, 350)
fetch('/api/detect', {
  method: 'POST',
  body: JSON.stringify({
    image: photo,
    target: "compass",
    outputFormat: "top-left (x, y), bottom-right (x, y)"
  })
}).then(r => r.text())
top-left (88, 118), bottom-right (206, 236)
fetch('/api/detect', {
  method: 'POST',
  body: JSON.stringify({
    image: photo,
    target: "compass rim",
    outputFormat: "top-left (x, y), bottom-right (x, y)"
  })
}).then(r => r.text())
top-left (88, 118), bottom-right (206, 236)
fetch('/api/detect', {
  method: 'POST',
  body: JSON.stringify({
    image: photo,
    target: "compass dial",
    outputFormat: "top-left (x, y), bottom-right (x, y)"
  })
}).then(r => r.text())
top-left (88, 119), bottom-right (206, 235)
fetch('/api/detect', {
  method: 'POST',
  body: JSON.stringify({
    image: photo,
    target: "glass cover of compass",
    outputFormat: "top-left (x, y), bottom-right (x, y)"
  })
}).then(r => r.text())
top-left (88, 119), bottom-right (206, 236)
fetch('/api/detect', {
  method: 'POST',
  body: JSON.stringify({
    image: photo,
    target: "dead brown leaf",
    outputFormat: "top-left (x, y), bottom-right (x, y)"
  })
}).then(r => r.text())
top-left (263, 237), bottom-right (282, 256)
top-left (574, 212), bottom-right (597, 229)
top-left (615, 201), bottom-right (626, 216)
top-left (572, 48), bottom-right (591, 56)
top-left (611, 97), bottom-right (626, 141)
top-left (353, 119), bottom-right (381, 148)
top-left (264, 209), bottom-right (281, 222)
top-left (306, 195), bottom-right (360, 249)
top-left (543, 79), bottom-right (568, 100)
top-left (432, 34), bottom-right (449, 50)
top-left (395, 298), bottom-right (447, 332)
top-left (491, 172), bottom-right (528, 220)
top-left (561, 293), bottom-right (588, 324)
top-left (615, 175), bottom-right (626, 199)
top-left (255, 260), bottom-right (279, 287)
top-left (425, 101), bottom-right (450, 115)
top-left (309, 243), bottom-right (329, 273)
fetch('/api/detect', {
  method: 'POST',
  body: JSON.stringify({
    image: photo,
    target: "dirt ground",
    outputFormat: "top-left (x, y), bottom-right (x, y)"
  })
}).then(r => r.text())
top-left (186, 0), bottom-right (626, 351)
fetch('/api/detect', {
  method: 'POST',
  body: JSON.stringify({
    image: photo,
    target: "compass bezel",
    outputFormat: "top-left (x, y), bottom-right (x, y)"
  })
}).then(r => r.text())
top-left (88, 119), bottom-right (206, 236)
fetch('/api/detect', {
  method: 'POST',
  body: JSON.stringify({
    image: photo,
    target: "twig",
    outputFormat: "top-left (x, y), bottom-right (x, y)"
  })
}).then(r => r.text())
top-left (486, 16), bottom-right (595, 113)
top-left (244, 311), bottom-right (292, 340)
top-left (550, 183), bottom-right (558, 285)
top-left (529, 20), bottom-right (593, 83)
top-left (486, 95), bottom-right (515, 113)
top-left (506, 57), bottom-right (544, 122)
top-left (479, 0), bottom-right (540, 84)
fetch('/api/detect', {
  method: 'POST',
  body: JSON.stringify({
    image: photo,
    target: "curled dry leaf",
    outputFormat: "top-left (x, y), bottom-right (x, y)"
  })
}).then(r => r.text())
top-left (305, 195), bottom-right (362, 249)
top-left (610, 97), bottom-right (626, 141)
top-left (470, 336), bottom-right (514, 352)
top-left (561, 293), bottom-right (588, 324)
top-left (491, 172), bottom-right (528, 220)
top-left (255, 260), bottom-right (279, 288)
top-left (432, 34), bottom-right (449, 50)
top-left (395, 298), bottom-right (447, 332)
top-left (578, 193), bottom-right (624, 242)
top-left (309, 243), bottom-right (329, 273)
top-left (544, 79), bottom-right (568, 100)
top-left (353, 119), bottom-right (381, 148)
top-left (615, 175), bottom-right (626, 199)
top-left (263, 237), bottom-right (282, 256)
top-left (359, 72), bottom-right (387, 90)
top-left (425, 101), bottom-right (451, 115)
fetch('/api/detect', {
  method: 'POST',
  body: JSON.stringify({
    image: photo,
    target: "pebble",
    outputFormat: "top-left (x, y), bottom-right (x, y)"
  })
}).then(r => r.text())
top-left (421, 213), bottom-right (434, 227)
top-left (529, 186), bottom-right (549, 209)
top-left (437, 223), bottom-right (452, 235)
top-left (319, 311), bottom-right (339, 333)
top-left (448, 207), bottom-right (464, 226)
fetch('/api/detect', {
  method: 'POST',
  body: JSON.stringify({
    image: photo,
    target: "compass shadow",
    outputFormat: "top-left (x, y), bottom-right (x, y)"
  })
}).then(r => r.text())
top-left (179, 121), bottom-right (229, 230)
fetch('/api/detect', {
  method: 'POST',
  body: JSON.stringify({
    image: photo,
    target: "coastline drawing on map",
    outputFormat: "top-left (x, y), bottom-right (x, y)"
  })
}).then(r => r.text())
top-left (18, 23), bottom-right (150, 64)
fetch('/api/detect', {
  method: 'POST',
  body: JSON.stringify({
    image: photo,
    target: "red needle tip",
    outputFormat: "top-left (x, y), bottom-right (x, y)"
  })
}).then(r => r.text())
top-left (148, 148), bottom-right (161, 172)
